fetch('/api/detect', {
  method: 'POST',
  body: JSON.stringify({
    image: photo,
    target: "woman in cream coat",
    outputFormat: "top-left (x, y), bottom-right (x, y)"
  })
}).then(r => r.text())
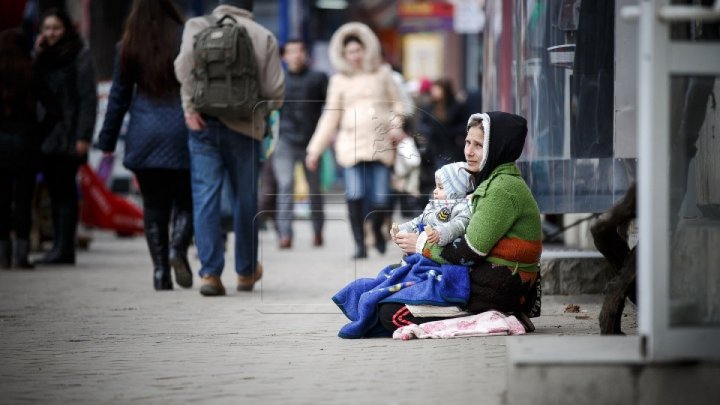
top-left (306, 22), bottom-right (405, 259)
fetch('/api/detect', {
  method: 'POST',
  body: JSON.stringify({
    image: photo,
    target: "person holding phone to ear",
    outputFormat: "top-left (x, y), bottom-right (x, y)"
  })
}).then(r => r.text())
top-left (33, 8), bottom-right (97, 265)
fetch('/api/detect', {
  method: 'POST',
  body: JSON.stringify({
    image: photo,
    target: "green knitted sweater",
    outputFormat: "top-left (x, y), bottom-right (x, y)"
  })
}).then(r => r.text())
top-left (422, 163), bottom-right (543, 271)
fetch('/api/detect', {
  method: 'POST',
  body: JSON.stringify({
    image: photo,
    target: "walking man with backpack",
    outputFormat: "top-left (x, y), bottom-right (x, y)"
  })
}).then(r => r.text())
top-left (174, 0), bottom-right (284, 296)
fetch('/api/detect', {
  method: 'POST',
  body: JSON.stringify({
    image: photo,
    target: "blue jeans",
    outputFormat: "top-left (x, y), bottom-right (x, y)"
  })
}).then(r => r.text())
top-left (271, 138), bottom-right (324, 239)
top-left (188, 119), bottom-right (260, 277)
top-left (344, 161), bottom-right (391, 212)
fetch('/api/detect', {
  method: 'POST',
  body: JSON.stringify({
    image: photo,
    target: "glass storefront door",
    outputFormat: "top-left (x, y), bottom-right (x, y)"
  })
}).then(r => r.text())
top-left (635, 0), bottom-right (720, 360)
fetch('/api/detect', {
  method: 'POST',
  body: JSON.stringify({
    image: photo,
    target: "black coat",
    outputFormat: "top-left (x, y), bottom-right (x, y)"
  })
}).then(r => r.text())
top-left (97, 47), bottom-right (189, 171)
top-left (278, 67), bottom-right (327, 147)
top-left (0, 75), bottom-right (61, 170)
top-left (37, 47), bottom-right (97, 158)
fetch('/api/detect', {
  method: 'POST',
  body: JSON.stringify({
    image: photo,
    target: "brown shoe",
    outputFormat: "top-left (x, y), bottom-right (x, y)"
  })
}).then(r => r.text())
top-left (199, 275), bottom-right (226, 296)
top-left (279, 237), bottom-right (292, 249)
top-left (237, 262), bottom-right (263, 292)
top-left (313, 233), bottom-right (323, 247)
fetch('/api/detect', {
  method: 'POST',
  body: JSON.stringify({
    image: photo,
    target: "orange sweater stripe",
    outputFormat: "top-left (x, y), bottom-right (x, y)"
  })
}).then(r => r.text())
top-left (488, 237), bottom-right (542, 264)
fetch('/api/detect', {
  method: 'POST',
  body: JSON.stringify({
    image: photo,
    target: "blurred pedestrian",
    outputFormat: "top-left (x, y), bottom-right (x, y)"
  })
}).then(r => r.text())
top-left (419, 78), bottom-right (466, 171)
top-left (257, 150), bottom-right (277, 232)
top-left (174, 0), bottom-right (284, 296)
top-left (33, 8), bottom-right (97, 265)
top-left (305, 22), bottom-right (404, 259)
top-left (463, 72), bottom-right (483, 118)
top-left (273, 39), bottom-right (328, 249)
top-left (0, 28), bottom-right (60, 269)
top-left (388, 117), bottom-right (422, 218)
top-left (97, 0), bottom-right (193, 291)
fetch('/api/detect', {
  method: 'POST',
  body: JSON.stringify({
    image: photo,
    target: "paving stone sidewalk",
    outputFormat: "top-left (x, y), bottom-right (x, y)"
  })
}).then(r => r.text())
top-left (0, 214), bottom-right (636, 404)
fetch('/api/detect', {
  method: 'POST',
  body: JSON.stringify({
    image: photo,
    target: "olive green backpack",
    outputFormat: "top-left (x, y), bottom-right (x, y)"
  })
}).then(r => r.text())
top-left (191, 15), bottom-right (261, 119)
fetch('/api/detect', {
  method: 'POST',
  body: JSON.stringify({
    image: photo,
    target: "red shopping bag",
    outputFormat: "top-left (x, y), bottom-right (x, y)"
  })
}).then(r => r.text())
top-left (78, 164), bottom-right (144, 235)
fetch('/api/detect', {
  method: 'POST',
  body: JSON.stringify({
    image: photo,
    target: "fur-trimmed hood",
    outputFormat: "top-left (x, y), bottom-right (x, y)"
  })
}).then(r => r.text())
top-left (328, 22), bottom-right (382, 75)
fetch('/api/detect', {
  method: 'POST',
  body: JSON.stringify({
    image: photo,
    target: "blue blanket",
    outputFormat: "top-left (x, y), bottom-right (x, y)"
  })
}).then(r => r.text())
top-left (332, 254), bottom-right (470, 339)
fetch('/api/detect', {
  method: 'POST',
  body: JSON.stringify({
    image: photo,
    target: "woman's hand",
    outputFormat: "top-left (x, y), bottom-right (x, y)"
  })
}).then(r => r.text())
top-left (395, 232), bottom-right (420, 254)
top-left (34, 34), bottom-right (47, 53)
top-left (387, 127), bottom-right (404, 145)
top-left (305, 152), bottom-right (319, 171)
top-left (75, 139), bottom-right (89, 156)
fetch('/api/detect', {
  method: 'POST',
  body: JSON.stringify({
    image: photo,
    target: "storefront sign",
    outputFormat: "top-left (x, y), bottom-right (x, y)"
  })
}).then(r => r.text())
top-left (398, 0), bottom-right (454, 32)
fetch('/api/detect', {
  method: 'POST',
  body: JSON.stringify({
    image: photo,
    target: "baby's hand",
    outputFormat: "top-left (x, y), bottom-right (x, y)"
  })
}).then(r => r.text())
top-left (425, 226), bottom-right (440, 244)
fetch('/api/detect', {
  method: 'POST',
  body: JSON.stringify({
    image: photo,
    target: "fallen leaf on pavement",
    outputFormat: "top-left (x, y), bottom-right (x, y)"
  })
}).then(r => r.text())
top-left (564, 304), bottom-right (581, 313)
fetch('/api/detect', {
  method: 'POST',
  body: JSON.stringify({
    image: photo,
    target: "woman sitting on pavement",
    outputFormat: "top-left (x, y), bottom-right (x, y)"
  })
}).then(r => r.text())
top-left (382, 111), bottom-right (543, 333)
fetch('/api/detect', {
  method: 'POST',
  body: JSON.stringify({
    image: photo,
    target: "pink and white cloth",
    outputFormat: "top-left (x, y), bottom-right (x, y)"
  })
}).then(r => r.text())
top-left (392, 310), bottom-right (527, 340)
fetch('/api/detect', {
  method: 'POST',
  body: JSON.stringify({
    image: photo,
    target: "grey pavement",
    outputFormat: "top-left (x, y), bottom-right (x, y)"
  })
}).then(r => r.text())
top-left (0, 205), bottom-right (637, 404)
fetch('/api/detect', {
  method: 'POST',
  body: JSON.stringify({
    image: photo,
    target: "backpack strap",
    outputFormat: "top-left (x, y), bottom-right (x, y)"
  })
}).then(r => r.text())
top-left (196, 15), bottom-right (219, 99)
top-left (205, 14), bottom-right (237, 26)
top-left (216, 15), bottom-right (238, 25)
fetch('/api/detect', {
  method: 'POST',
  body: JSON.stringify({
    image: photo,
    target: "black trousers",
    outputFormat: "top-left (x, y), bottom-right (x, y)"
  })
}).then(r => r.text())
top-left (134, 168), bottom-right (193, 236)
top-left (43, 155), bottom-right (79, 216)
top-left (0, 168), bottom-right (36, 240)
top-left (42, 155), bottom-right (80, 251)
top-left (378, 303), bottom-right (446, 333)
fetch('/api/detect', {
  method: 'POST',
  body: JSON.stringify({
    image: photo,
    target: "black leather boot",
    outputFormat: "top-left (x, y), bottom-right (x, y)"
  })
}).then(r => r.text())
top-left (348, 200), bottom-right (367, 259)
top-left (0, 240), bottom-right (10, 269)
top-left (35, 209), bottom-right (75, 265)
top-left (145, 219), bottom-right (172, 290)
top-left (169, 210), bottom-right (193, 288)
top-left (371, 210), bottom-right (387, 255)
top-left (12, 239), bottom-right (34, 269)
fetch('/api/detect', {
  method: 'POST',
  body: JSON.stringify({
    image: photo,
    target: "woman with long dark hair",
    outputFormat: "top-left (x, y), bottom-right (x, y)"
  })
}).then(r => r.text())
top-left (0, 29), bottom-right (60, 269)
top-left (34, 8), bottom-right (97, 265)
top-left (97, 0), bottom-right (193, 290)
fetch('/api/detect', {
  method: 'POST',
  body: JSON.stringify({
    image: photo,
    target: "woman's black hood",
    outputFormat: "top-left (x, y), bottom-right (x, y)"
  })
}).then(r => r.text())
top-left (466, 111), bottom-right (527, 187)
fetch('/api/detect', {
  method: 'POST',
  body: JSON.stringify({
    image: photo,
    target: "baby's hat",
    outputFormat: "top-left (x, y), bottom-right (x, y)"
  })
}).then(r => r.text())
top-left (436, 162), bottom-right (471, 199)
